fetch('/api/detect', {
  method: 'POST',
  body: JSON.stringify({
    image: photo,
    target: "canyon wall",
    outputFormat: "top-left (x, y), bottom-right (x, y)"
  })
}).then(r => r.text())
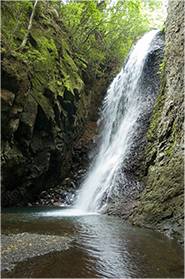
top-left (130, 0), bottom-right (184, 243)
top-left (1, 2), bottom-right (116, 206)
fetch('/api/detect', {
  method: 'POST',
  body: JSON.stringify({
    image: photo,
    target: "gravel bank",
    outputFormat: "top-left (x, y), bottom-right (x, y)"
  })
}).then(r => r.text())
top-left (1, 233), bottom-right (73, 271)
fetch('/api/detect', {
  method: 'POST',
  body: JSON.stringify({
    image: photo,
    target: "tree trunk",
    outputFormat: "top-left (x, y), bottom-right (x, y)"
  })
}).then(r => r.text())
top-left (19, 0), bottom-right (38, 50)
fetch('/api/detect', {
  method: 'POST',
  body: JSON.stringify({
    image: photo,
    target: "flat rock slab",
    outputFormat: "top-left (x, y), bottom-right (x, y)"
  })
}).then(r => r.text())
top-left (1, 233), bottom-right (72, 271)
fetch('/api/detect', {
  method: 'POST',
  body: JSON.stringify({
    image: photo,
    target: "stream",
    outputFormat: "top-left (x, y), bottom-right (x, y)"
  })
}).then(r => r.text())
top-left (1, 207), bottom-right (184, 278)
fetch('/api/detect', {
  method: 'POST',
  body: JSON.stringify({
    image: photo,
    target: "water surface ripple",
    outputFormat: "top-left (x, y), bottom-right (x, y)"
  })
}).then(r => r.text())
top-left (1, 207), bottom-right (184, 278)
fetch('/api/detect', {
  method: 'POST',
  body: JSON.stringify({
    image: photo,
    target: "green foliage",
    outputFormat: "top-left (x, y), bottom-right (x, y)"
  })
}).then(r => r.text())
top-left (159, 60), bottom-right (166, 74)
top-left (1, 0), bottom-right (165, 99)
top-left (60, 0), bottom-right (165, 72)
top-left (1, 0), bottom-right (86, 125)
top-left (141, 0), bottom-right (166, 30)
top-left (1, 0), bottom-right (33, 49)
top-left (2, 0), bottom-right (165, 74)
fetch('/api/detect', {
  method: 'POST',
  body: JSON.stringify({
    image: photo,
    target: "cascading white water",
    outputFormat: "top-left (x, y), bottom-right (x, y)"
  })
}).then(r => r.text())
top-left (74, 30), bottom-right (159, 213)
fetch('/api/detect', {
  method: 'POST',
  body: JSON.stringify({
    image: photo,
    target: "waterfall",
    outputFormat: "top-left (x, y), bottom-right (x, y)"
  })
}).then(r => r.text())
top-left (74, 30), bottom-right (159, 213)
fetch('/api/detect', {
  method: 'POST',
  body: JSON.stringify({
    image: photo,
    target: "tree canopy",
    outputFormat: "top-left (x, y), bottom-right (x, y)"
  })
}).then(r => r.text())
top-left (60, 0), bottom-right (165, 69)
top-left (2, 0), bottom-right (166, 74)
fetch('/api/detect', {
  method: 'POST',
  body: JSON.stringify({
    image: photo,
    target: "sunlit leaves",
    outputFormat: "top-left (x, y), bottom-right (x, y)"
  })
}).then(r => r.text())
top-left (60, 0), bottom-right (161, 72)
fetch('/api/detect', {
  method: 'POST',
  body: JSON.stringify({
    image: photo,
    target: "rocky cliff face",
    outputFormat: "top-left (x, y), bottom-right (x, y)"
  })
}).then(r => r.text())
top-left (129, 0), bottom-right (184, 243)
top-left (1, 2), bottom-right (116, 206)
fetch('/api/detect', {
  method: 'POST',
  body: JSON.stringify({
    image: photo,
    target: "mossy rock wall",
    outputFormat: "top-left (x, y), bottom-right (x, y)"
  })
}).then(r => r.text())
top-left (1, 1), bottom-right (115, 206)
top-left (129, 0), bottom-right (184, 243)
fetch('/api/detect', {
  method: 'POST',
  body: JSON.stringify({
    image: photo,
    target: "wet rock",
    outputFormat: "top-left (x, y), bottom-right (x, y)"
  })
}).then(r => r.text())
top-left (70, 181), bottom-right (76, 189)
top-left (129, 0), bottom-right (184, 244)
top-left (53, 201), bottom-right (62, 207)
top-left (40, 191), bottom-right (47, 198)
top-left (103, 32), bottom-right (164, 218)
top-left (1, 89), bottom-right (15, 106)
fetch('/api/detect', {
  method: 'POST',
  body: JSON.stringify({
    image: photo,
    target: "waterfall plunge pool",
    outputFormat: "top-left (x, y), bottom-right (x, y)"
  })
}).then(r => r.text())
top-left (1, 207), bottom-right (184, 278)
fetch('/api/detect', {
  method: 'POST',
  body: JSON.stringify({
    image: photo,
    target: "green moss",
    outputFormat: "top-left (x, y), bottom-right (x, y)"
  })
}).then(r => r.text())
top-left (147, 72), bottom-right (166, 142)
top-left (140, 154), bottom-right (183, 206)
top-left (165, 142), bottom-right (175, 157)
top-left (59, 52), bottom-right (84, 93)
top-left (164, 111), bottom-right (183, 158)
top-left (158, 59), bottom-right (166, 74)
top-left (48, 79), bottom-right (64, 98)
top-left (143, 203), bottom-right (155, 212)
